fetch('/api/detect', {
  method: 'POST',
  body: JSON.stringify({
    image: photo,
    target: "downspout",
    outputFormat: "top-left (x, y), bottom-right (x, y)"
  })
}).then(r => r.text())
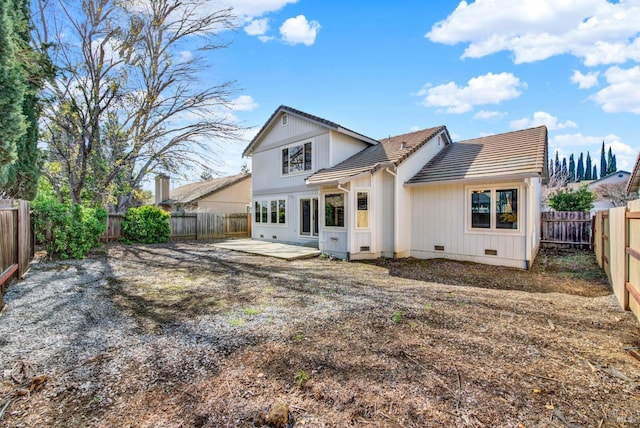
top-left (384, 166), bottom-right (398, 258)
top-left (524, 178), bottom-right (531, 270)
top-left (385, 167), bottom-right (397, 177)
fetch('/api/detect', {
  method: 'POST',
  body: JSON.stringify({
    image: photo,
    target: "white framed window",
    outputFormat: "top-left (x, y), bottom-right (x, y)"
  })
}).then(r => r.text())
top-left (467, 185), bottom-right (520, 232)
top-left (254, 199), bottom-right (287, 225)
top-left (282, 142), bottom-right (312, 175)
top-left (324, 193), bottom-right (345, 228)
top-left (281, 113), bottom-right (288, 126)
top-left (356, 191), bottom-right (369, 229)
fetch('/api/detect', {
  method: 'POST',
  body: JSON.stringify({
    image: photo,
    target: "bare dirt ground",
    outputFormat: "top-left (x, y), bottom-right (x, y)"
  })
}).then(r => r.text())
top-left (0, 243), bottom-right (639, 427)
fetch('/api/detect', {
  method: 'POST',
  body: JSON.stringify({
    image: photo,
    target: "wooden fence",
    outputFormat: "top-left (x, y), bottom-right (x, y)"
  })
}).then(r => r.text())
top-left (102, 212), bottom-right (251, 242)
top-left (540, 211), bottom-right (592, 247)
top-left (0, 199), bottom-right (32, 308)
top-left (594, 199), bottom-right (640, 321)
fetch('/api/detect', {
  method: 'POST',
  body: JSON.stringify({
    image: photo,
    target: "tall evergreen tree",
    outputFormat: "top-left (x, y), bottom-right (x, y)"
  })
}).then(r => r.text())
top-left (606, 147), bottom-right (616, 175)
top-left (568, 154), bottom-right (576, 182)
top-left (600, 141), bottom-right (607, 178)
top-left (554, 151), bottom-right (561, 176)
top-left (576, 152), bottom-right (584, 181)
top-left (611, 154), bottom-right (617, 172)
top-left (549, 159), bottom-right (554, 178)
top-left (0, 0), bottom-right (26, 186)
top-left (593, 165), bottom-right (598, 180)
top-left (561, 158), bottom-right (568, 179)
top-left (585, 152), bottom-right (592, 180)
top-left (3, 0), bottom-right (47, 199)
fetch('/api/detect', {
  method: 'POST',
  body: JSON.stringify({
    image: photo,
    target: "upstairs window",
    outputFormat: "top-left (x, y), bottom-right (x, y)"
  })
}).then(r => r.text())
top-left (282, 142), bottom-right (312, 175)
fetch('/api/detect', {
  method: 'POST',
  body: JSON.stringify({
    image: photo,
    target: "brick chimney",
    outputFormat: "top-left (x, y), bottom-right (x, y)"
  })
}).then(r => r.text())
top-left (155, 174), bottom-right (170, 205)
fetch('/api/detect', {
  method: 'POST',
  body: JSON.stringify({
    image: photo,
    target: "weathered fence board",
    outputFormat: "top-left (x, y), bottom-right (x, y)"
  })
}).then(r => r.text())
top-left (0, 199), bottom-right (32, 306)
top-left (626, 200), bottom-right (640, 320)
top-left (102, 212), bottom-right (250, 241)
top-left (540, 211), bottom-right (592, 247)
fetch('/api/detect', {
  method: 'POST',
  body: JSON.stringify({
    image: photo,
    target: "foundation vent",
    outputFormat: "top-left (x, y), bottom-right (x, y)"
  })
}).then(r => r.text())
top-left (360, 246), bottom-right (370, 252)
top-left (485, 249), bottom-right (498, 256)
top-left (434, 245), bottom-right (445, 251)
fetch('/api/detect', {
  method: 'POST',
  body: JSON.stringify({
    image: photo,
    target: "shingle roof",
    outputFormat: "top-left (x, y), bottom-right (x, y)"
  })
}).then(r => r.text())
top-left (162, 173), bottom-right (250, 205)
top-left (627, 152), bottom-right (640, 195)
top-left (406, 126), bottom-right (547, 185)
top-left (242, 105), bottom-right (378, 157)
top-left (306, 126), bottom-right (448, 185)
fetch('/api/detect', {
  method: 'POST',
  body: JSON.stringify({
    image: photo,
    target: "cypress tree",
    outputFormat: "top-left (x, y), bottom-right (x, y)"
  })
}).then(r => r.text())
top-left (607, 147), bottom-right (616, 175)
top-left (611, 154), bottom-right (617, 172)
top-left (0, 0), bottom-right (26, 185)
top-left (576, 152), bottom-right (584, 181)
top-left (568, 154), bottom-right (575, 182)
top-left (3, 0), bottom-right (44, 199)
top-left (600, 141), bottom-right (607, 178)
top-left (554, 151), bottom-right (561, 176)
top-left (561, 158), bottom-right (568, 179)
top-left (585, 152), bottom-right (592, 180)
top-left (593, 165), bottom-right (598, 180)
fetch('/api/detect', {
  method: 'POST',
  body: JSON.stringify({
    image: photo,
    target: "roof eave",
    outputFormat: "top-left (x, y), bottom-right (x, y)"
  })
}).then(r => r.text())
top-left (405, 172), bottom-right (542, 187)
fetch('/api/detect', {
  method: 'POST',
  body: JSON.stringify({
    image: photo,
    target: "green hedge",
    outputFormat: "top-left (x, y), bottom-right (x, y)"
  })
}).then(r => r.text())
top-left (32, 197), bottom-right (107, 259)
top-left (121, 205), bottom-right (171, 244)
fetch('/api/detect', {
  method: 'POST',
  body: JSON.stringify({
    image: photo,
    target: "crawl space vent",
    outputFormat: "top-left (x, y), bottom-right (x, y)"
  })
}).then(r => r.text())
top-left (485, 249), bottom-right (498, 256)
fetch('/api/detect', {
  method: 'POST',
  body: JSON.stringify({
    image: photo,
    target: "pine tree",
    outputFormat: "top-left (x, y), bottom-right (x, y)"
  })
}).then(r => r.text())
top-left (549, 159), bottom-right (554, 178)
top-left (607, 147), bottom-right (616, 175)
top-left (576, 152), bottom-right (584, 181)
top-left (0, 0), bottom-right (26, 185)
top-left (600, 141), bottom-right (607, 178)
top-left (611, 154), bottom-right (617, 172)
top-left (593, 165), bottom-right (598, 180)
top-left (554, 151), bottom-right (561, 176)
top-left (568, 154), bottom-right (575, 182)
top-left (561, 158), bottom-right (568, 179)
top-left (585, 152), bottom-right (592, 180)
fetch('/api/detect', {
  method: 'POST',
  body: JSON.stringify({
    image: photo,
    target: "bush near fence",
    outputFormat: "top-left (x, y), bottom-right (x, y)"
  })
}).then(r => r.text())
top-left (594, 199), bottom-right (640, 322)
top-left (102, 212), bottom-right (251, 242)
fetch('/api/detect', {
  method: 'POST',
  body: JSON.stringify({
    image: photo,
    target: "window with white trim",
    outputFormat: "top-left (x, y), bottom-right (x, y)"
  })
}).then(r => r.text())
top-left (254, 199), bottom-right (287, 224)
top-left (325, 193), bottom-right (345, 227)
top-left (356, 191), bottom-right (369, 228)
top-left (469, 187), bottom-right (519, 231)
top-left (282, 142), bottom-right (312, 174)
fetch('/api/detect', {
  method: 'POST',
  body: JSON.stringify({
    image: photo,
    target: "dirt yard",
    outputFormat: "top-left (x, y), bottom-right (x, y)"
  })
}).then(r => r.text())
top-left (0, 243), bottom-right (639, 427)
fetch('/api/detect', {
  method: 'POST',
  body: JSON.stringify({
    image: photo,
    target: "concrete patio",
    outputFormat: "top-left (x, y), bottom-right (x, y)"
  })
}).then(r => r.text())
top-left (212, 239), bottom-right (321, 260)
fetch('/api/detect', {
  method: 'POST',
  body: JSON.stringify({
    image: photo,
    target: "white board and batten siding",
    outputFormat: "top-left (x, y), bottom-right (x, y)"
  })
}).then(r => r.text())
top-left (394, 132), bottom-right (449, 257)
top-left (410, 180), bottom-right (535, 269)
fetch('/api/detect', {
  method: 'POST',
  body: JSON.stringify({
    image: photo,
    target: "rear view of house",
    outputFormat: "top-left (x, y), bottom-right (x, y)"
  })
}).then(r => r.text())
top-left (243, 105), bottom-right (548, 269)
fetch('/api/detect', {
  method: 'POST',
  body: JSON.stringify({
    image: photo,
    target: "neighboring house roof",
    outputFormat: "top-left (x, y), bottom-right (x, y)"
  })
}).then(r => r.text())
top-left (242, 105), bottom-right (379, 157)
top-left (160, 173), bottom-right (250, 205)
top-left (406, 125), bottom-right (547, 185)
top-left (627, 152), bottom-right (640, 196)
top-left (306, 126), bottom-right (449, 185)
top-left (587, 170), bottom-right (630, 187)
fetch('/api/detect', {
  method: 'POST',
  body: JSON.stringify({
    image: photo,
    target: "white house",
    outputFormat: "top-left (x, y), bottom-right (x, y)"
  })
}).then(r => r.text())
top-left (588, 170), bottom-right (631, 212)
top-left (243, 105), bottom-right (548, 269)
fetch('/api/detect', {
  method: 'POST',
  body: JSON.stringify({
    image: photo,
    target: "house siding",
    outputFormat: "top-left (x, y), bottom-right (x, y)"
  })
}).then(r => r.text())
top-left (192, 178), bottom-right (251, 214)
top-left (410, 180), bottom-right (531, 269)
top-left (395, 131), bottom-right (448, 257)
top-left (329, 130), bottom-right (373, 166)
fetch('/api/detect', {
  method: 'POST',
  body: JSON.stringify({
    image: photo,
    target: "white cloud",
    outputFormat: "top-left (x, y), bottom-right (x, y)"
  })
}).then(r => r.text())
top-left (244, 18), bottom-right (269, 36)
top-left (230, 95), bottom-right (259, 112)
top-left (591, 66), bottom-right (640, 114)
top-left (426, 0), bottom-right (640, 65)
top-left (415, 72), bottom-right (524, 113)
top-left (178, 50), bottom-right (193, 63)
top-left (473, 110), bottom-right (507, 120)
top-left (510, 111), bottom-right (577, 131)
top-left (226, 0), bottom-right (298, 19)
top-left (571, 70), bottom-right (599, 89)
top-left (279, 15), bottom-right (321, 46)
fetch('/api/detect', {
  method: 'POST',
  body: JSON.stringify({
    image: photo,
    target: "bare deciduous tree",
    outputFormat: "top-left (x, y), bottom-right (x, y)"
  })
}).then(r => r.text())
top-left (34, 0), bottom-right (243, 210)
top-left (593, 182), bottom-right (636, 207)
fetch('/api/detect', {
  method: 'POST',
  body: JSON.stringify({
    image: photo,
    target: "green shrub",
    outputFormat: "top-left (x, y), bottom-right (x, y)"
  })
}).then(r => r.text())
top-left (548, 184), bottom-right (595, 212)
top-left (32, 195), bottom-right (107, 259)
top-left (121, 205), bottom-right (171, 244)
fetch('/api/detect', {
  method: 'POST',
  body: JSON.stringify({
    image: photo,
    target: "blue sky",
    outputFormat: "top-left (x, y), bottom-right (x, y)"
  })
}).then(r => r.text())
top-left (174, 0), bottom-right (640, 185)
